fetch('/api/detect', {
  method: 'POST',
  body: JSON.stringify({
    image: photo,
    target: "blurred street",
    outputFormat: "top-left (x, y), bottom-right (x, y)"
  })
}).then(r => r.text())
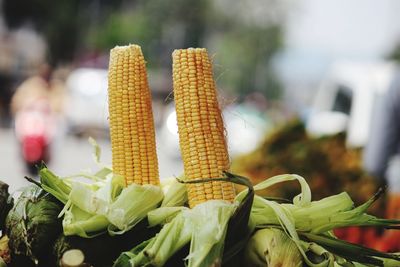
top-left (0, 128), bottom-right (183, 193)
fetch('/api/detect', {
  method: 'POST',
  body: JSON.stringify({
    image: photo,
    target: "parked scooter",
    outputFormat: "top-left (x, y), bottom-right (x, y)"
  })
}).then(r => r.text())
top-left (14, 98), bottom-right (56, 174)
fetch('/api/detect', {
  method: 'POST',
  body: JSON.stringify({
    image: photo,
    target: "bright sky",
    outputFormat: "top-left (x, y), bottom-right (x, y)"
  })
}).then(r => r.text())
top-left (277, 0), bottom-right (400, 80)
top-left (286, 0), bottom-right (400, 59)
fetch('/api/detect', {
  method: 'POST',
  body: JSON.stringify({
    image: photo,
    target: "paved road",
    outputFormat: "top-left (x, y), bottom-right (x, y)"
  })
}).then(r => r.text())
top-left (0, 128), bottom-right (183, 193)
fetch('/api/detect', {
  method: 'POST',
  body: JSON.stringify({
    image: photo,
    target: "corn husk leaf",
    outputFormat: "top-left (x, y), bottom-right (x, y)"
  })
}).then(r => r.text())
top-left (38, 138), bottom-right (163, 238)
top-left (115, 173), bottom-right (254, 267)
top-left (113, 238), bottom-right (156, 267)
top-left (5, 185), bottom-right (63, 264)
top-left (146, 212), bottom-right (193, 267)
top-left (148, 206), bottom-right (188, 227)
top-left (88, 137), bottom-right (102, 165)
top-left (244, 174), bottom-right (400, 266)
top-left (62, 204), bottom-right (109, 238)
top-left (0, 181), bottom-right (13, 232)
top-left (39, 167), bottom-right (71, 204)
top-left (244, 228), bottom-right (302, 267)
top-left (107, 184), bottom-right (163, 235)
top-left (301, 232), bottom-right (400, 266)
top-left (222, 172), bottom-right (254, 265)
top-left (185, 200), bottom-right (236, 267)
top-left (161, 178), bottom-right (188, 207)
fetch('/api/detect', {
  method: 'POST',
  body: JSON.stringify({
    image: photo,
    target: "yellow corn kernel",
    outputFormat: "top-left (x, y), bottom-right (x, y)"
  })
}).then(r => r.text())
top-left (172, 48), bottom-right (235, 207)
top-left (108, 44), bottom-right (159, 186)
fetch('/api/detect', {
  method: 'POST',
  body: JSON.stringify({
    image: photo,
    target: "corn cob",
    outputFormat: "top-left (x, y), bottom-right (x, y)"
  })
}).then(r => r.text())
top-left (108, 44), bottom-right (159, 186)
top-left (172, 48), bottom-right (235, 207)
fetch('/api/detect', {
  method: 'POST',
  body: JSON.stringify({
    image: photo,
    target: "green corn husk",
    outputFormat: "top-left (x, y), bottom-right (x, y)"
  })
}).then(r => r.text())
top-left (37, 138), bottom-right (164, 238)
top-left (21, 135), bottom-right (400, 267)
top-left (160, 177), bottom-right (188, 208)
top-left (301, 232), bottom-right (400, 266)
top-left (114, 200), bottom-right (235, 267)
top-left (0, 182), bottom-right (13, 232)
top-left (107, 184), bottom-right (163, 235)
top-left (114, 173), bottom-right (254, 267)
top-left (236, 174), bottom-right (400, 233)
top-left (237, 173), bottom-right (400, 266)
top-left (244, 228), bottom-right (302, 267)
top-left (39, 165), bottom-right (164, 238)
top-left (5, 185), bottom-right (63, 264)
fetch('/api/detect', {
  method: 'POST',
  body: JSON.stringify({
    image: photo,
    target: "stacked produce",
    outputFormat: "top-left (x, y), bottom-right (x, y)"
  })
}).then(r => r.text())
top-left (231, 120), bottom-right (383, 215)
top-left (0, 45), bottom-right (399, 266)
top-left (230, 120), bottom-right (391, 249)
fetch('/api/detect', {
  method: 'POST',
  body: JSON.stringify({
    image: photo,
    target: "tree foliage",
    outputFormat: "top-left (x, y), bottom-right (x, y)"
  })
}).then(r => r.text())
top-left (2, 0), bottom-right (285, 98)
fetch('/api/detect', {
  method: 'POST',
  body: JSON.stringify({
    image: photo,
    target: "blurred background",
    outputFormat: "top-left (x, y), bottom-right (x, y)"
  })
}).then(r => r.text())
top-left (1, 0), bottom-right (400, 218)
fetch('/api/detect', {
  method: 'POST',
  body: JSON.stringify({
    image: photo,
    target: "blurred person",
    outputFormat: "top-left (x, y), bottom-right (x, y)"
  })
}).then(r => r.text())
top-left (10, 64), bottom-right (65, 115)
top-left (363, 71), bottom-right (400, 251)
top-left (10, 64), bottom-right (66, 174)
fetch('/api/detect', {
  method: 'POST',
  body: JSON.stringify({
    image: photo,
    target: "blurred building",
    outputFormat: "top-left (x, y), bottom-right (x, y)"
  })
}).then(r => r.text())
top-left (0, 12), bottom-right (46, 125)
top-left (274, 0), bottom-right (400, 112)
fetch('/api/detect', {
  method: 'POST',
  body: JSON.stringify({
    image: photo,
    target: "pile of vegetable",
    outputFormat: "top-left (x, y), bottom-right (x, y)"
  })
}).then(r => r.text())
top-left (1, 162), bottom-right (400, 266)
top-left (231, 120), bottom-right (381, 211)
top-left (0, 45), bottom-right (399, 267)
top-left (231, 120), bottom-right (391, 248)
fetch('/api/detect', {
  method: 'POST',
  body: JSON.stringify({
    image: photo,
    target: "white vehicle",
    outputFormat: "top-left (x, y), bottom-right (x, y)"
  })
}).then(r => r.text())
top-left (306, 61), bottom-right (397, 148)
top-left (65, 68), bottom-right (109, 135)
